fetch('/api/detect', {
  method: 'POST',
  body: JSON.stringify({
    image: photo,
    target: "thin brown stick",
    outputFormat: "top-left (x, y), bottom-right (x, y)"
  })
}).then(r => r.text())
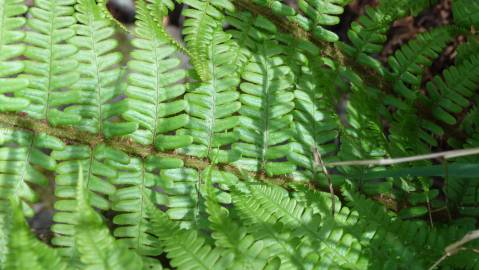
top-left (313, 147), bottom-right (335, 216)
top-left (325, 148), bottom-right (479, 167)
top-left (429, 229), bottom-right (479, 270)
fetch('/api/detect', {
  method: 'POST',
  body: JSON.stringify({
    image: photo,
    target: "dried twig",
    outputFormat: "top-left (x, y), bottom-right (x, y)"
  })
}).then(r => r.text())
top-left (313, 147), bottom-right (335, 216)
top-left (325, 148), bottom-right (479, 167)
top-left (429, 229), bottom-right (479, 270)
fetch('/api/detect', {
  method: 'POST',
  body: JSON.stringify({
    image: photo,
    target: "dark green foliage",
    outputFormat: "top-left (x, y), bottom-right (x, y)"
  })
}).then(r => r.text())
top-left (0, 0), bottom-right (479, 269)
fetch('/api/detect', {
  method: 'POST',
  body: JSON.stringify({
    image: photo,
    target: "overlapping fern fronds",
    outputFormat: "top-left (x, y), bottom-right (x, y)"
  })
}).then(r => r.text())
top-left (0, 0), bottom-right (479, 269)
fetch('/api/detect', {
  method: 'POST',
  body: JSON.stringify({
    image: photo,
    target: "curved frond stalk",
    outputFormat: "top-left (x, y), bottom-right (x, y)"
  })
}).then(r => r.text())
top-left (17, 0), bottom-right (81, 126)
top-left (204, 171), bottom-right (271, 269)
top-left (0, 129), bottom-right (64, 216)
top-left (147, 200), bottom-right (234, 270)
top-left (235, 184), bottom-right (367, 269)
top-left (3, 199), bottom-right (69, 270)
top-left (97, 0), bottom-right (129, 32)
top-left (122, 0), bottom-right (191, 150)
top-left (178, 30), bottom-right (242, 163)
top-left (74, 169), bottom-right (144, 270)
top-left (0, 0), bottom-right (30, 111)
top-left (233, 40), bottom-right (296, 176)
top-left (182, 0), bottom-right (234, 81)
top-left (145, 0), bottom-right (190, 55)
top-left (67, 0), bottom-right (137, 138)
top-left (109, 156), bottom-right (182, 256)
top-left (50, 144), bottom-right (128, 257)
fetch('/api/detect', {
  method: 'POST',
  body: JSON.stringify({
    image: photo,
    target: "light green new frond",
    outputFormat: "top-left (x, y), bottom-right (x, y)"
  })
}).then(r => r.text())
top-left (147, 200), bottom-right (234, 270)
top-left (109, 156), bottom-right (182, 256)
top-left (233, 40), bottom-right (296, 176)
top-left (0, 129), bottom-right (64, 216)
top-left (67, 0), bottom-right (137, 137)
top-left (145, 0), bottom-right (189, 54)
top-left (3, 199), bottom-right (69, 270)
top-left (204, 171), bottom-right (271, 269)
top-left (182, 0), bottom-right (234, 81)
top-left (16, 0), bottom-right (81, 126)
top-left (0, 0), bottom-right (30, 112)
top-left (51, 144), bottom-right (127, 257)
top-left (75, 169), bottom-right (145, 270)
top-left (178, 30), bottom-right (242, 163)
top-left (427, 55), bottom-right (479, 125)
top-left (122, 0), bottom-right (191, 150)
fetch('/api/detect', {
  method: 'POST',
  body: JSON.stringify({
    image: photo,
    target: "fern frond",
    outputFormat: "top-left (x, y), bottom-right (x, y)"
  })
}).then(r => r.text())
top-left (233, 40), bottom-right (297, 176)
top-left (122, 0), bottom-right (191, 150)
top-left (386, 27), bottom-right (454, 102)
top-left (51, 144), bottom-right (127, 256)
top-left (74, 167), bottom-right (145, 270)
top-left (452, 0), bottom-right (479, 28)
top-left (204, 170), bottom-right (271, 269)
top-left (16, 0), bottom-right (80, 125)
top-left (67, 0), bottom-right (136, 137)
top-left (182, 0), bottom-right (234, 81)
top-left (235, 184), bottom-right (367, 269)
top-left (109, 156), bottom-right (182, 256)
top-left (296, 0), bottom-right (350, 42)
top-left (427, 55), bottom-right (479, 125)
top-left (178, 29), bottom-right (242, 163)
top-left (340, 0), bottom-right (433, 72)
top-left (3, 199), bottom-right (69, 270)
top-left (288, 58), bottom-right (342, 185)
top-left (0, 129), bottom-right (64, 216)
top-left (0, 0), bottom-right (30, 111)
top-left (147, 200), bottom-right (234, 270)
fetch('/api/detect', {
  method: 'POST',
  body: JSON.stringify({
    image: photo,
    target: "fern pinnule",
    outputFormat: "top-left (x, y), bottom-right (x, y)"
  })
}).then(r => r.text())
top-left (0, 0), bottom-right (30, 112)
top-left (17, 0), bottom-right (81, 126)
top-left (178, 29), bottom-right (242, 163)
top-left (66, 0), bottom-right (137, 138)
top-left (233, 40), bottom-right (296, 176)
top-left (0, 130), bottom-right (64, 217)
top-left (122, 0), bottom-right (191, 150)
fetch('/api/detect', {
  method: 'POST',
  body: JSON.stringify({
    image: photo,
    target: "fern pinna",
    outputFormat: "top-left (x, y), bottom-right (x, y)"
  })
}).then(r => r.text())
top-left (1, 0), bottom-right (479, 269)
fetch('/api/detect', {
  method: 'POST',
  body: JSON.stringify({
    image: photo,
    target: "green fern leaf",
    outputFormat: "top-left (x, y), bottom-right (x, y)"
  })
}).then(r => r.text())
top-left (50, 144), bottom-right (127, 257)
top-left (67, 0), bottom-right (136, 137)
top-left (3, 199), bottom-right (69, 270)
top-left (0, 129), bottom-right (64, 216)
top-left (233, 40), bottom-right (296, 176)
top-left (122, 0), bottom-right (191, 150)
top-left (178, 29), bottom-right (242, 163)
top-left (147, 199), bottom-right (235, 270)
top-left (74, 167), bottom-right (145, 270)
top-left (16, 0), bottom-right (81, 125)
top-left (109, 156), bottom-right (182, 256)
top-left (0, 0), bottom-right (30, 111)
